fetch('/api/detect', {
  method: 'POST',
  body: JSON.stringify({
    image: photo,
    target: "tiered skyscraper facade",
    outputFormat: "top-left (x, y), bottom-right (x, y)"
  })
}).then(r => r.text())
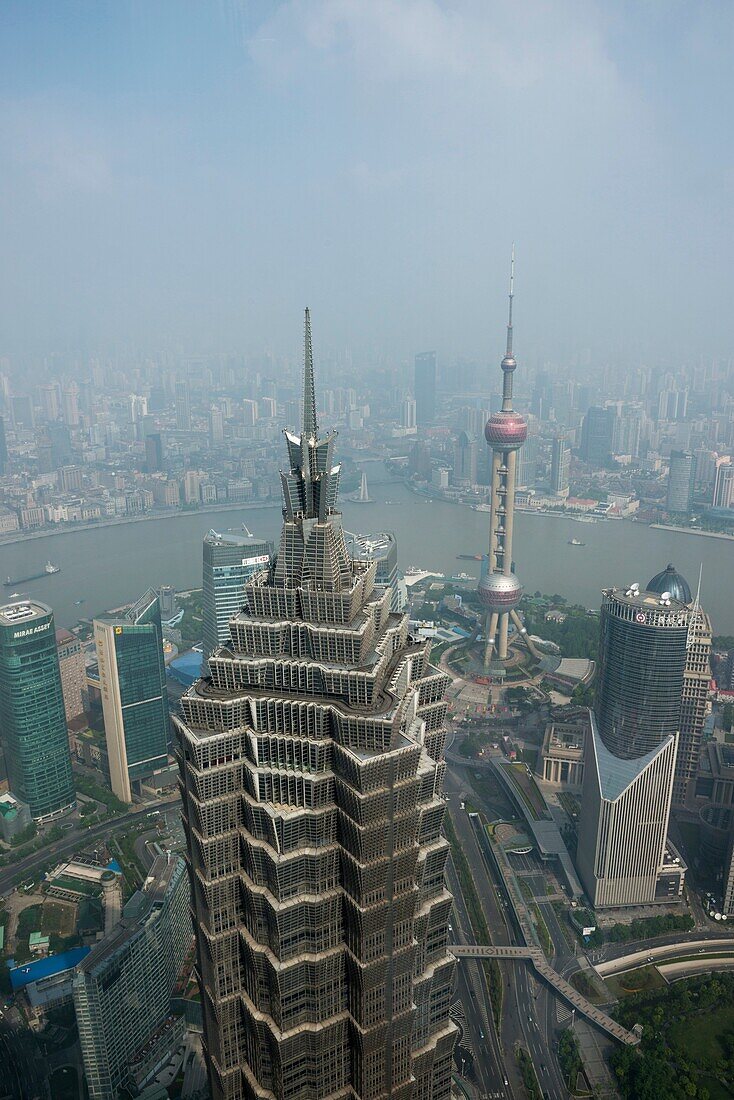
top-left (176, 312), bottom-right (456, 1100)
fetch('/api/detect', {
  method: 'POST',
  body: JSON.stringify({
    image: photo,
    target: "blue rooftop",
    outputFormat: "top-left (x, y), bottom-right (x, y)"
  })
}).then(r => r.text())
top-left (9, 946), bottom-right (91, 990)
top-left (167, 649), bottom-right (203, 687)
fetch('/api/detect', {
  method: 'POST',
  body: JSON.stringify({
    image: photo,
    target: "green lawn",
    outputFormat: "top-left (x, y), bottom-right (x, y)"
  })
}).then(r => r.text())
top-left (606, 966), bottom-right (666, 998)
top-left (670, 1004), bottom-right (734, 1065)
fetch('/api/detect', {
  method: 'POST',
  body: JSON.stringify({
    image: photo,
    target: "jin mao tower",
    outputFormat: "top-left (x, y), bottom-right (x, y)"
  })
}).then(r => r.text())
top-left (176, 311), bottom-right (456, 1100)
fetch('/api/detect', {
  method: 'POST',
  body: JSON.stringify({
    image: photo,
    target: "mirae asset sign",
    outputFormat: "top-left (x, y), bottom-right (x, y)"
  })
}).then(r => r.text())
top-left (12, 621), bottom-right (51, 639)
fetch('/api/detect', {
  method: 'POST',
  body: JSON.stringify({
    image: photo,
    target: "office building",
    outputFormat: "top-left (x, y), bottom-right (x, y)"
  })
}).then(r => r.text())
top-left (176, 312), bottom-right (456, 1100)
top-left (175, 379), bottom-right (192, 431)
top-left (579, 405), bottom-right (614, 466)
top-left (94, 590), bottom-right (170, 804)
top-left (478, 255), bottom-right (538, 666)
top-left (647, 563), bottom-right (711, 806)
top-left (515, 432), bottom-right (538, 490)
top-left (0, 791), bottom-right (32, 843)
top-left (145, 432), bottom-right (164, 473)
top-left (61, 386), bottom-right (80, 428)
top-left (346, 530), bottom-right (406, 612)
top-left (0, 600), bottom-right (75, 820)
top-left (209, 405), bottom-right (224, 444)
top-left (402, 397), bottom-right (417, 431)
top-left (201, 529), bottom-right (273, 668)
top-left (0, 415), bottom-right (7, 476)
top-left (56, 628), bottom-right (86, 724)
top-left (550, 434), bottom-right (570, 497)
top-left (73, 855), bottom-right (190, 1100)
top-left (667, 450), bottom-right (696, 513)
top-left (39, 383), bottom-right (60, 422)
top-left (577, 582), bottom-right (691, 907)
top-left (415, 350), bottom-right (437, 425)
top-left (713, 459), bottom-right (734, 509)
top-left (452, 430), bottom-right (477, 488)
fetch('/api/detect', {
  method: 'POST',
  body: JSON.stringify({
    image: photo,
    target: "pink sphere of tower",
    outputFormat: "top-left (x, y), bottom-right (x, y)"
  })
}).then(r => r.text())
top-left (477, 570), bottom-right (523, 613)
top-left (484, 410), bottom-right (528, 450)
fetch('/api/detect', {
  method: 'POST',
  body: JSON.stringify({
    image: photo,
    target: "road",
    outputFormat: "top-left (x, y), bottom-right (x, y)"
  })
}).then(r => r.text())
top-left (0, 792), bottom-right (180, 896)
top-left (445, 759), bottom-right (571, 1099)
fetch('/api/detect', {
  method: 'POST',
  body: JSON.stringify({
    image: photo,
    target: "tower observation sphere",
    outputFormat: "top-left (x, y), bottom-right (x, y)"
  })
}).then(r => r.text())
top-left (484, 410), bottom-right (528, 450)
top-left (478, 570), bottom-right (523, 612)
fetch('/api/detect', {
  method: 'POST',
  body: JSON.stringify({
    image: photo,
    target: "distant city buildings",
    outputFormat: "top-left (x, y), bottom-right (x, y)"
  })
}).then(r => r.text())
top-left (174, 379), bottom-right (191, 431)
top-left (94, 590), bottom-right (170, 804)
top-left (579, 405), bottom-right (614, 466)
top-left (0, 600), bottom-right (75, 820)
top-left (73, 854), bottom-right (190, 1100)
top-left (713, 458), bottom-right (734, 509)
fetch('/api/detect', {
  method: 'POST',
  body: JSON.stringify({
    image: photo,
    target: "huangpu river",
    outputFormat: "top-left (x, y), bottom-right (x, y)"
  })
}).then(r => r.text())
top-left (0, 466), bottom-right (732, 632)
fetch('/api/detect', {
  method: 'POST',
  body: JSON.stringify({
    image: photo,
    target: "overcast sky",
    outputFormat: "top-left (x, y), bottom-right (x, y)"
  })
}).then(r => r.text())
top-left (1, 1), bottom-right (733, 372)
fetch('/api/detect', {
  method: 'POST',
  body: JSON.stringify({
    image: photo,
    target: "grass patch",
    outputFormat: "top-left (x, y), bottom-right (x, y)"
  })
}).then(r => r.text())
top-left (530, 903), bottom-right (553, 956)
top-left (516, 1046), bottom-right (542, 1100)
top-left (570, 968), bottom-right (606, 1003)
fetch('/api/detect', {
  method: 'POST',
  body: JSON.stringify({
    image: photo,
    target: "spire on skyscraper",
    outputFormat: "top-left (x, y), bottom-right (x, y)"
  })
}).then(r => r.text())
top-left (302, 307), bottom-right (318, 440)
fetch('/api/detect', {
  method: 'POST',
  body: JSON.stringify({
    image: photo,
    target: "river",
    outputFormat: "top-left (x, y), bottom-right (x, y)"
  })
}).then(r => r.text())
top-left (0, 469), bottom-right (731, 632)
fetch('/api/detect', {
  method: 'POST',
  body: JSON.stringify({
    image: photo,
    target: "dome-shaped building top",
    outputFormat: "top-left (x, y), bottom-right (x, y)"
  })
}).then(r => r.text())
top-left (484, 410), bottom-right (528, 450)
top-left (646, 563), bottom-right (692, 605)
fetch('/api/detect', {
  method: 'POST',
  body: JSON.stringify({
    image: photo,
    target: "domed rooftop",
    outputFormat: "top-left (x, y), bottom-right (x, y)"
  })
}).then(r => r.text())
top-left (484, 410), bottom-right (528, 450)
top-left (646, 563), bottom-right (692, 605)
top-left (477, 570), bottom-right (523, 612)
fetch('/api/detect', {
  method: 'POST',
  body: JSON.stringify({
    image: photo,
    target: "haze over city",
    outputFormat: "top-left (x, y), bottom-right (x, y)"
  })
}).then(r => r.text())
top-left (2, 1), bottom-right (734, 366)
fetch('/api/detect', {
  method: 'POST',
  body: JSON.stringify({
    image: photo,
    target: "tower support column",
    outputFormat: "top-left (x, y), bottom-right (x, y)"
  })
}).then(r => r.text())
top-left (498, 613), bottom-right (509, 661)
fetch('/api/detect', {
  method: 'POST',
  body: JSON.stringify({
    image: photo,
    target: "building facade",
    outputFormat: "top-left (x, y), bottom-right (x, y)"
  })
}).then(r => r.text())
top-left (73, 855), bottom-right (190, 1100)
top-left (0, 600), bottom-right (75, 820)
top-left (176, 312), bottom-right (456, 1100)
top-left (56, 627), bottom-right (86, 724)
top-left (94, 590), bottom-right (170, 804)
top-left (713, 459), bottom-right (734, 509)
top-left (346, 530), bottom-right (406, 613)
top-left (201, 530), bottom-right (274, 668)
top-left (577, 583), bottom-right (691, 907)
top-left (579, 406), bottom-right (614, 466)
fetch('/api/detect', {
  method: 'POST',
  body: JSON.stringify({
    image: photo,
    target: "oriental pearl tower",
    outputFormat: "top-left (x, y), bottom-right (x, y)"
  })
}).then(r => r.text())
top-left (478, 252), bottom-right (538, 667)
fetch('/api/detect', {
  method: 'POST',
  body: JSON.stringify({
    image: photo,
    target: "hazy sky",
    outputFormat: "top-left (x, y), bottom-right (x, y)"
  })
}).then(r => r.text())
top-left (1, 1), bottom-right (733, 371)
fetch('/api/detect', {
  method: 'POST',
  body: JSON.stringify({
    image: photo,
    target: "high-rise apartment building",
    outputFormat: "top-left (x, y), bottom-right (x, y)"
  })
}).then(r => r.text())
top-left (577, 582), bottom-right (691, 907)
top-left (175, 379), bottom-right (192, 431)
top-left (0, 600), bottom-right (75, 820)
top-left (201, 529), bottom-right (273, 668)
top-left (414, 351), bottom-right (437, 425)
top-left (73, 854), bottom-right (190, 1100)
top-left (177, 312), bottom-right (456, 1100)
top-left (56, 627), bottom-right (86, 724)
top-left (61, 385), bottom-right (80, 427)
top-left (550, 434), bottom-right (570, 497)
top-left (209, 406), bottom-right (225, 444)
top-left (94, 590), bottom-right (170, 804)
top-left (667, 450), bottom-right (696, 513)
top-left (579, 405), bottom-right (614, 465)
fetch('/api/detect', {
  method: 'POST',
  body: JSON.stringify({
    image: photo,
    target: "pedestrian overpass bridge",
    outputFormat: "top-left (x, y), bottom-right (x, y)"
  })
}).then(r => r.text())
top-left (450, 944), bottom-right (640, 1046)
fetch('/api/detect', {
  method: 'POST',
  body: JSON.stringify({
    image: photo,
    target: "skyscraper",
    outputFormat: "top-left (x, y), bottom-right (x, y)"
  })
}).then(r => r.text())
top-left (666, 450), bottom-right (696, 513)
top-left (452, 429), bottom-right (477, 488)
top-left (579, 405), bottom-right (614, 465)
top-left (209, 405), bottom-right (224, 444)
top-left (414, 351), bottom-right (437, 425)
top-left (176, 311), bottom-right (456, 1100)
top-left (577, 582), bottom-right (691, 907)
top-left (175, 379), bottom-right (192, 431)
top-left (94, 590), bottom-right (170, 804)
top-left (713, 458), bottom-right (734, 509)
top-left (550, 434), bottom-right (570, 497)
top-left (145, 432), bottom-right (164, 472)
top-left (478, 253), bottom-right (537, 666)
top-left (646, 563), bottom-right (712, 807)
top-left (56, 627), bottom-right (86, 724)
top-left (201, 528), bottom-right (274, 668)
top-left (0, 600), bottom-right (76, 820)
top-left (73, 854), bottom-right (190, 1100)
